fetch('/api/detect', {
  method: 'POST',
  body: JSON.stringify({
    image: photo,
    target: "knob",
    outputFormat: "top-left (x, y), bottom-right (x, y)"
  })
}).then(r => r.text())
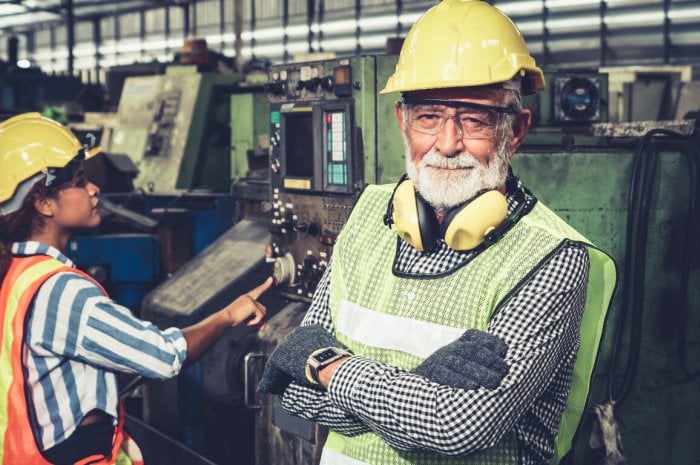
top-left (320, 76), bottom-right (333, 91)
top-left (264, 80), bottom-right (287, 95)
top-left (272, 253), bottom-right (296, 285)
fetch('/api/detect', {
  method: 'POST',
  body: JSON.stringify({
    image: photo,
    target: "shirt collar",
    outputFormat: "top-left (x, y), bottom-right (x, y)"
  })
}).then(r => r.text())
top-left (11, 241), bottom-right (75, 267)
top-left (505, 174), bottom-right (526, 216)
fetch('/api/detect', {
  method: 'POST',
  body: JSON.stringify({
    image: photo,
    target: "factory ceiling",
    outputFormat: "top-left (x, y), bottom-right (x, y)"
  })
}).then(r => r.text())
top-left (0, 0), bottom-right (184, 32)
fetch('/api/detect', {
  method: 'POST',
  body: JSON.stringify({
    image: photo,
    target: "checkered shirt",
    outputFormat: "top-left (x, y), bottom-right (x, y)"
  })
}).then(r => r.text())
top-left (280, 180), bottom-right (590, 465)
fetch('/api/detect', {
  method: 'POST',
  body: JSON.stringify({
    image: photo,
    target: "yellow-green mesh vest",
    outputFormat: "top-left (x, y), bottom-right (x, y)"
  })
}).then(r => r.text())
top-left (324, 184), bottom-right (617, 465)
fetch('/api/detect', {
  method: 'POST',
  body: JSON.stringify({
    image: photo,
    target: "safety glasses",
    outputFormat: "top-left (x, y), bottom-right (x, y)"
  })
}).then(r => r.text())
top-left (401, 96), bottom-right (517, 140)
top-left (43, 152), bottom-right (85, 188)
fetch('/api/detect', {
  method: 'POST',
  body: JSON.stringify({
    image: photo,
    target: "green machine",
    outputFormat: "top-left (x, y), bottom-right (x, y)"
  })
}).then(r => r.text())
top-left (514, 67), bottom-right (699, 464)
top-left (108, 66), bottom-right (246, 192)
top-left (513, 140), bottom-right (699, 465)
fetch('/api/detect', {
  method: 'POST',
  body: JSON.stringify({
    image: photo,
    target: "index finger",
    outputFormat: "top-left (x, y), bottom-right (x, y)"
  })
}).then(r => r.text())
top-left (247, 277), bottom-right (274, 300)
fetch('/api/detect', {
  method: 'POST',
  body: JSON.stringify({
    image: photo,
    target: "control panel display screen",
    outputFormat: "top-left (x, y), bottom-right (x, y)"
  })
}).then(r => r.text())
top-left (274, 100), bottom-right (355, 194)
top-left (284, 111), bottom-right (314, 178)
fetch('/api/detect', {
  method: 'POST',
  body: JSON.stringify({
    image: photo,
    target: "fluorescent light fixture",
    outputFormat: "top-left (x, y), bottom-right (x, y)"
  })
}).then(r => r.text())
top-left (359, 16), bottom-right (399, 30)
top-left (670, 31), bottom-right (700, 45)
top-left (495, 1), bottom-right (543, 15)
top-left (668, 7), bottom-right (700, 21)
top-left (251, 27), bottom-right (285, 40)
top-left (545, 0), bottom-right (600, 9)
top-left (74, 57), bottom-right (97, 68)
top-left (0, 12), bottom-right (58, 27)
top-left (515, 20), bottom-right (544, 33)
top-left (358, 34), bottom-right (390, 48)
top-left (248, 43), bottom-right (286, 56)
top-left (0, 5), bottom-right (27, 15)
top-left (320, 19), bottom-right (357, 34)
top-left (286, 24), bottom-right (309, 37)
top-left (547, 16), bottom-right (599, 29)
top-left (140, 39), bottom-right (169, 51)
top-left (605, 11), bottom-right (664, 26)
top-left (31, 48), bottom-right (53, 60)
top-left (73, 44), bottom-right (96, 57)
top-left (547, 37), bottom-right (599, 51)
top-left (320, 37), bottom-right (357, 51)
top-left (100, 56), bottom-right (117, 67)
top-left (51, 50), bottom-right (69, 59)
top-left (287, 41), bottom-right (310, 54)
top-left (398, 12), bottom-right (423, 24)
top-left (99, 41), bottom-right (117, 54)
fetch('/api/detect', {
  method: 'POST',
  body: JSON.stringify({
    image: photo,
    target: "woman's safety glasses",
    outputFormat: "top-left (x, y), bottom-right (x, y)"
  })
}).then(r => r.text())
top-left (401, 96), bottom-right (517, 140)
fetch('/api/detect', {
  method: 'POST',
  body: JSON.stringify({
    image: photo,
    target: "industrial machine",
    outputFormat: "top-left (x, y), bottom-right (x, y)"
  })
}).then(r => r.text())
top-left (68, 66), bottom-right (269, 310)
top-left (108, 66), bottom-right (242, 192)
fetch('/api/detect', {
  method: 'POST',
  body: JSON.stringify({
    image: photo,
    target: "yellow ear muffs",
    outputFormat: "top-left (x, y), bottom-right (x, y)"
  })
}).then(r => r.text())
top-left (391, 179), bottom-right (439, 252)
top-left (441, 190), bottom-right (508, 251)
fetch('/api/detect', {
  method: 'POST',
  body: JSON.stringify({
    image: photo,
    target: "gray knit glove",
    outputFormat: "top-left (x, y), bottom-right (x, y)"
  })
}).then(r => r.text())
top-left (413, 329), bottom-right (509, 391)
top-left (258, 324), bottom-right (348, 394)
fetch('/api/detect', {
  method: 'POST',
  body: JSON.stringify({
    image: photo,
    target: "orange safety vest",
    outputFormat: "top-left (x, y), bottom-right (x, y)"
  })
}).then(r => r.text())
top-left (0, 255), bottom-right (141, 465)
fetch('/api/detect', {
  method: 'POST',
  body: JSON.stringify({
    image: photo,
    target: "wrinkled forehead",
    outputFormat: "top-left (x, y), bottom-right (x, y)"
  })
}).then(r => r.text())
top-left (402, 86), bottom-right (507, 106)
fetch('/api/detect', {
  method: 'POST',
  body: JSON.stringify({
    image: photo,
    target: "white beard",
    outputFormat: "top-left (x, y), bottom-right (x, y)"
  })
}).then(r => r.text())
top-left (404, 135), bottom-right (510, 211)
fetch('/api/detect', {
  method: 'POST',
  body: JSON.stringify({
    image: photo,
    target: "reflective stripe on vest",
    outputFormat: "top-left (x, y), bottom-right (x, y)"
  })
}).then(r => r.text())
top-left (0, 256), bottom-right (128, 464)
top-left (326, 184), bottom-right (616, 465)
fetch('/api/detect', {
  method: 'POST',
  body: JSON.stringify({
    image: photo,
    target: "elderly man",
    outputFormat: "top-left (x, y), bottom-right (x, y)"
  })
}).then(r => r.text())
top-left (259, 1), bottom-right (617, 465)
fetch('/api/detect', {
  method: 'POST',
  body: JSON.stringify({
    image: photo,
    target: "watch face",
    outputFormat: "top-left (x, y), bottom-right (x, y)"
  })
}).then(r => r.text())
top-left (315, 348), bottom-right (340, 363)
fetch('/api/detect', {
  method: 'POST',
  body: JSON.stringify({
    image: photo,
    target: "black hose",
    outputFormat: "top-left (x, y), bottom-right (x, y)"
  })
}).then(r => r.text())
top-left (607, 131), bottom-right (644, 402)
top-left (608, 130), bottom-right (657, 404)
top-left (606, 128), bottom-right (698, 404)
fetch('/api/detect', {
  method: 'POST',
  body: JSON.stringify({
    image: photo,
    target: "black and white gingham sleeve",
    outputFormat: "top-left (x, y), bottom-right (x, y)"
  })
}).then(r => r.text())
top-left (323, 243), bottom-right (590, 456)
top-left (279, 260), bottom-right (371, 435)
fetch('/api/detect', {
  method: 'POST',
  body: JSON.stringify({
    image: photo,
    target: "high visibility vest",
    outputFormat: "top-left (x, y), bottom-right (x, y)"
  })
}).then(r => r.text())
top-left (0, 255), bottom-right (142, 465)
top-left (324, 184), bottom-right (617, 465)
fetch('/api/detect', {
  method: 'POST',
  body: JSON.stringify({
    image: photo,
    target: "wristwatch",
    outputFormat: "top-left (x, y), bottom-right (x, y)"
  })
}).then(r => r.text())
top-left (305, 347), bottom-right (352, 385)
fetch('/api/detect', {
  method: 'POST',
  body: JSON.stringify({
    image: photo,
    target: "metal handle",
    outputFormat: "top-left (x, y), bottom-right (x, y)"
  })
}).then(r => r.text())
top-left (244, 351), bottom-right (264, 410)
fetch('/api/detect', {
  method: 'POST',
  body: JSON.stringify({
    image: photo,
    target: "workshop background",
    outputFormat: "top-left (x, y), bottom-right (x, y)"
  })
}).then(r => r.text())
top-left (0, 1), bottom-right (698, 465)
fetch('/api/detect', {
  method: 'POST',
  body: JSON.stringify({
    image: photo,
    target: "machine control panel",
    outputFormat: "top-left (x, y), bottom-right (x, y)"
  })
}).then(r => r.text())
top-left (268, 190), bottom-right (355, 299)
top-left (265, 59), bottom-right (361, 301)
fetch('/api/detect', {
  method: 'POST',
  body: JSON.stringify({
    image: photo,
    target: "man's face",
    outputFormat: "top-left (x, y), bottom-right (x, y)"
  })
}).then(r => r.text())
top-left (396, 87), bottom-right (530, 211)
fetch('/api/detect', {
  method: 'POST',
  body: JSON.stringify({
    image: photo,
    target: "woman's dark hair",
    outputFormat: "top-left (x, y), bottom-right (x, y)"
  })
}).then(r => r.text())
top-left (0, 180), bottom-right (54, 283)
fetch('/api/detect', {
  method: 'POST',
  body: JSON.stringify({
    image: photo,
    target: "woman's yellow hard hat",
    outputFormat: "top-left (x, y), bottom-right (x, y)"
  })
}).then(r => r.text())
top-left (0, 112), bottom-right (100, 212)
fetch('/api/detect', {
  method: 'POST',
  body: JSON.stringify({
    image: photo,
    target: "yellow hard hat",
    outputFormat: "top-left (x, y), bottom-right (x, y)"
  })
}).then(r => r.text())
top-left (0, 112), bottom-right (100, 210)
top-left (382, 0), bottom-right (545, 95)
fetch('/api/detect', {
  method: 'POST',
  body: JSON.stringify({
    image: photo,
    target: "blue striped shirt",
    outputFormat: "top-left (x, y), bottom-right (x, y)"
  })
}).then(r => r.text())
top-left (13, 241), bottom-right (188, 450)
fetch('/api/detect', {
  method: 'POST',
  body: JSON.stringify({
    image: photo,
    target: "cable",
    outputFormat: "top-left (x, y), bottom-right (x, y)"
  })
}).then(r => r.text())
top-left (605, 128), bottom-right (698, 405)
top-left (607, 130), bottom-right (654, 404)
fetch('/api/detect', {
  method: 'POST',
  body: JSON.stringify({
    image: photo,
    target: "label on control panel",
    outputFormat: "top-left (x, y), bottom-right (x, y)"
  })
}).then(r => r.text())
top-left (284, 178), bottom-right (312, 190)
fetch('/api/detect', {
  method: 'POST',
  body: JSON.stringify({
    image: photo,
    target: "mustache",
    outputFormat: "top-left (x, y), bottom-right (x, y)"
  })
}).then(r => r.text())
top-left (420, 151), bottom-right (479, 170)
